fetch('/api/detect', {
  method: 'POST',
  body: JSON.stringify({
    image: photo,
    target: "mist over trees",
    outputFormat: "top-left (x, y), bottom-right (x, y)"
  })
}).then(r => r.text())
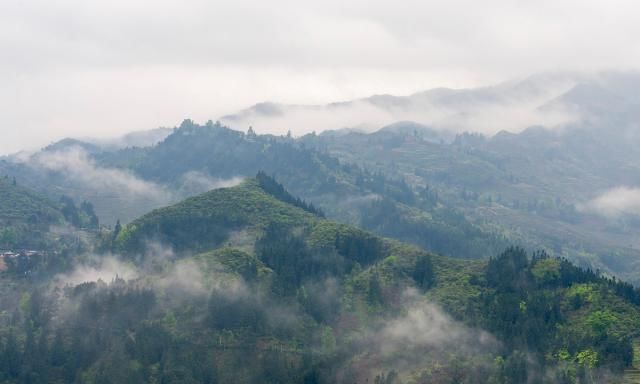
top-left (0, 175), bottom-right (638, 383)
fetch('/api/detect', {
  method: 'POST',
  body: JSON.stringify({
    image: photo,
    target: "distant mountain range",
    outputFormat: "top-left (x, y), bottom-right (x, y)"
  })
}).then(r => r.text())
top-left (3, 72), bottom-right (640, 381)
top-left (3, 72), bottom-right (640, 283)
top-left (220, 71), bottom-right (640, 137)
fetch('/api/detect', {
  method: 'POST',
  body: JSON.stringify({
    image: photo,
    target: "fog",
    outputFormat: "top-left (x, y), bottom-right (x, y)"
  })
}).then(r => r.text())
top-left (3, 0), bottom-right (640, 153)
top-left (221, 74), bottom-right (580, 136)
top-left (10, 146), bottom-right (243, 224)
top-left (581, 186), bottom-right (640, 218)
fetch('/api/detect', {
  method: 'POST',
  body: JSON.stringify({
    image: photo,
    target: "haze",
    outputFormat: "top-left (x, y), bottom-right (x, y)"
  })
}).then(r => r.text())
top-left (2, 0), bottom-right (640, 154)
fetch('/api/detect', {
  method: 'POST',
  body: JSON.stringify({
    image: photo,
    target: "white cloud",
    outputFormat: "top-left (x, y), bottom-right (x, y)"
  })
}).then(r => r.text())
top-left (54, 256), bottom-right (138, 286)
top-left (10, 146), bottom-right (245, 224)
top-left (30, 146), bottom-right (170, 200)
top-left (178, 171), bottom-right (243, 196)
top-left (581, 186), bottom-right (640, 218)
top-left (376, 289), bottom-right (496, 356)
top-left (345, 288), bottom-right (498, 380)
top-left (379, 304), bottom-right (493, 355)
top-left (221, 75), bottom-right (580, 136)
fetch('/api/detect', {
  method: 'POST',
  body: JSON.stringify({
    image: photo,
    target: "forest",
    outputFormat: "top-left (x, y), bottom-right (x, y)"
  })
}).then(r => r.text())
top-left (0, 174), bottom-right (638, 383)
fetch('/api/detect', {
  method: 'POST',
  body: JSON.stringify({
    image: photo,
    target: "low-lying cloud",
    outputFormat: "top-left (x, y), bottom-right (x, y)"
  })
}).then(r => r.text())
top-left (30, 146), bottom-right (171, 201)
top-left (222, 76), bottom-right (579, 136)
top-left (373, 289), bottom-right (497, 356)
top-left (580, 186), bottom-right (640, 218)
top-left (379, 302), bottom-right (495, 356)
top-left (54, 255), bottom-right (138, 286)
top-left (345, 288), bottom-right (499, 381)
top-left (178, 171), bottom-right (243, 196)
top-left (11, 146), bottom-right (243, 225)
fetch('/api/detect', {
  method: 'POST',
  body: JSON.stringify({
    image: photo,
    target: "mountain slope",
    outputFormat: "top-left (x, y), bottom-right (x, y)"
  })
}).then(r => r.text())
top-left (220, 72), bottom-right (582, 137)
top-left (104, 175), bottom-right (640, 382)
top-left (302, 116), bottom-right (640, 283)
top-left (0, 175), bottom-right (638, 382)
top-left (0, 120), bottom-right (507, 261)
top-left (115, 175), bottom-right (322, 254)
top-left (0, 176), bottom-right (65, 248)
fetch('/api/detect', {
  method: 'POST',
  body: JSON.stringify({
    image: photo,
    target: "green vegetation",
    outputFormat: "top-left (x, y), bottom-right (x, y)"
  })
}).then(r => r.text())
top-left (0, 176), bottom-right (96, 250)
top-left (0, 176), bottom-right (629, 382)
top-left (115, 177), bottom-right (320, 254)
top-left (302, 125), bottom-right (640, 284)
top-left (2, 116), bottom-right (640, 382)
top-left (94, 120), bottom-right (508, 259)
top-left (0, 176), bottom-right (63, 248)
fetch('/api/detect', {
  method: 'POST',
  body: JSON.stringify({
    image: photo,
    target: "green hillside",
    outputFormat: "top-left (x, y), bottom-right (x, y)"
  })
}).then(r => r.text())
top-left (85, 175), bottom-right (640, 383)
top-left (115, 174), bottom-right (322, 254)
top-left (102, 120), bottom-right (508, 259)
top-left (0, 174), bottom-right (638, 382)
top-left (0, 176), bottom-right (64, 248)
top-left (0, 121), bottom-right (511, 259)
top-left (0, 175), bottom-right (100, 261)
top-left (301, 126), bottom-right (640, 284)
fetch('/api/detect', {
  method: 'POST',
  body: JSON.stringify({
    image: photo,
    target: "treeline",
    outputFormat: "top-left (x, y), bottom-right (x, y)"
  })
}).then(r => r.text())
top-left (59, 196), bottom-right (99, 230)
top-left (0, 278), bottom-right (310, 384)
top-left (256, 171), bottom-right (324, 217)
top-left (481, 247), bottom-right (635, 382)
top-left (256, 222), bottom-right (384, 297)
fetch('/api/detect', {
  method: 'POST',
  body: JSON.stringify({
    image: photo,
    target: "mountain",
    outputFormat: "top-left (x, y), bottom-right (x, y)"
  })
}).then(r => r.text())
top-left (219, 72), bottom-right (640, 139)
top-left (4, 175), bottom-right (639, 383)
top-left (115, 174), bottom-right (323, 255)
top-left (300, 102), bottom-right (640, 283)
top-left (220, 72), bottom-right (583, 137)
top-left (6, 73), bottom-right (640, 284)
top-left (0, 119), bottom-right (499, 258)
top-left (114, 121), bottom-right (510, 259)
top-left (5, 109), bottom-right (640, 283)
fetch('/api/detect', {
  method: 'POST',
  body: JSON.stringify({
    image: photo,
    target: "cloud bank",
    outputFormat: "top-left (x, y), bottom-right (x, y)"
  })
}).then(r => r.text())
top-left (31, 146), bottom-right (171, 201)
top-left (581, 186), bottom-right (640, 218)
top-left (345, 288), bottom-right (498, 381)
top-left (11, 146), bottom-right (243, 224)
top-left (54, 256), bottom-right (138, 286)
top-left (221, 75), bottom-right (580, 136)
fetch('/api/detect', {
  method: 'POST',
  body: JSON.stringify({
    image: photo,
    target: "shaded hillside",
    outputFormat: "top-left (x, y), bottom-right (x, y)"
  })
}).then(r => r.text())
top-left (301, 119), bottom-right (640, 283)
top-left (0, 176), bottom-right (66, 248)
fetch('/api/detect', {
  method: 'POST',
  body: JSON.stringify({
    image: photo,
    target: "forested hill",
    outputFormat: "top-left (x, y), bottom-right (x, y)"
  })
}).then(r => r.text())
top-left (0, 176), bottom-right (62, 227)
top-left (299, 120), bottom-right (640, 284)
top-left (142, 120), bottom-right (509, 258)
top-left (37, 174), bottom-right (633, 383)
top-left (5, 116), bottom-right (640, 283)
top-left (0, 176), bottom-right (97, 249)
top-left (0, 119), bottom-right (507, 260)
top-left (96, 119), bottom-right (509, 259)
top-left (114, 176), bottom-right (324, 255)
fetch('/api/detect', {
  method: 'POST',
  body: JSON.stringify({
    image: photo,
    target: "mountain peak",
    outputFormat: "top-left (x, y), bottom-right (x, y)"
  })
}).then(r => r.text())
top-left (115, 175), bottom-right (322, 254)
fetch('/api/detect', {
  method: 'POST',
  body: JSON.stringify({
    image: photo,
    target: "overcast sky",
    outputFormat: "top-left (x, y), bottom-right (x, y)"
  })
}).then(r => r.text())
top-left (2, 0), bottom-right (639, 154)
